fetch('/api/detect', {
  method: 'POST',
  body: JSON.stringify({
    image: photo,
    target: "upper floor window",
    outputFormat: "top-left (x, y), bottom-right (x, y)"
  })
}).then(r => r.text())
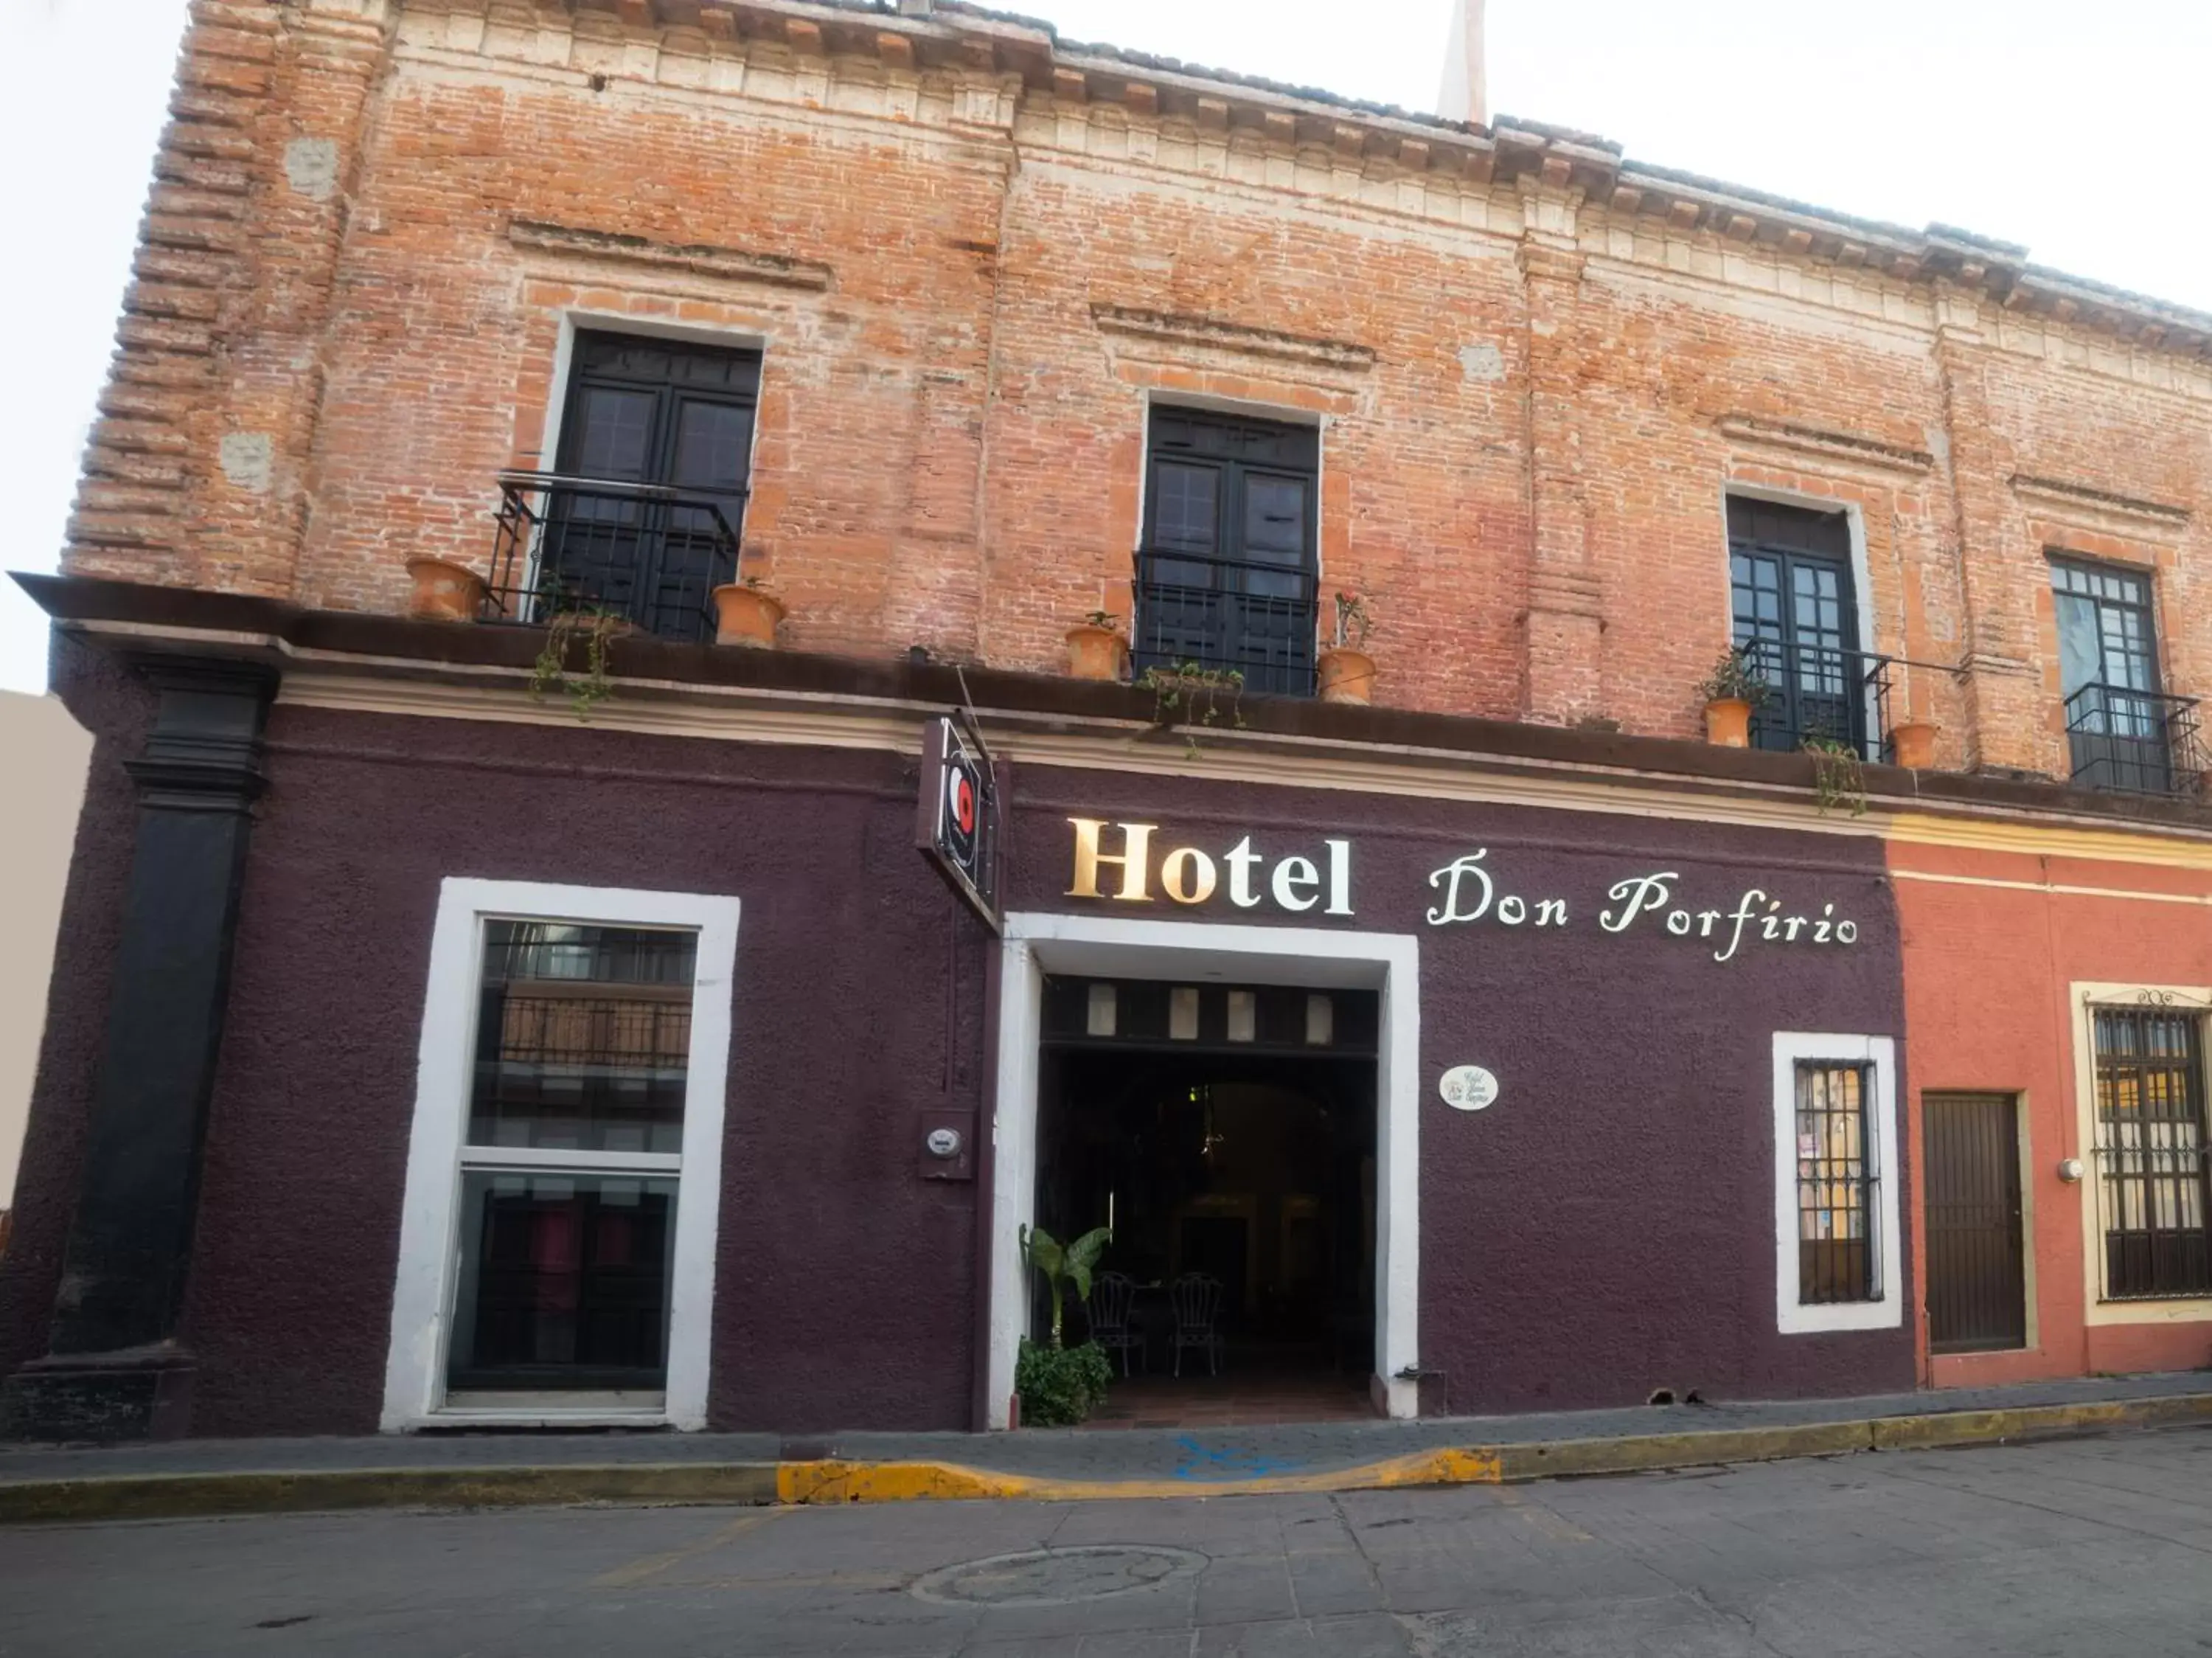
top-left (490, 331), bottom-right (762, 643)
top-left (1728, 498), bottom-right (1885, 758)
top-left (1133, 409), bottom-right (1319, 697)
top-left (2053, 558), bottom-right (2198, 796)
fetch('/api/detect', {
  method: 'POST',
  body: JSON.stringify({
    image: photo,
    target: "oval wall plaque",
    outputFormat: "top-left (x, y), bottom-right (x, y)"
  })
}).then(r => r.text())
top-left (1439, 1064), bottom-right (1498, 1111)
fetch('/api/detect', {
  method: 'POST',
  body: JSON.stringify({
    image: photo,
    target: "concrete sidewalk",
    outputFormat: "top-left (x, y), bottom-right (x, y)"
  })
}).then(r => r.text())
top-left (3, 1370), bottom-right (2208, 1522)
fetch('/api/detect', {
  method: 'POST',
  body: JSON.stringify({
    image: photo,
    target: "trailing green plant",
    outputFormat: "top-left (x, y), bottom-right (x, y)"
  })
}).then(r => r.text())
top-left (529, 603), bottom-right (624, 721)
top-left (1697, 646), bottom-right (1773, 709)
top-left (1020, 1222), bottom-right (1112, 1349)
top-left (1140, 661), bottom-right (1245, 757)
top-left (1015, 1336), bottom-right (1113, 1427)
top-left (1330, 592), bottom-right (1376, 651)
top-left (1803, 735), bottom-right (1868, 816)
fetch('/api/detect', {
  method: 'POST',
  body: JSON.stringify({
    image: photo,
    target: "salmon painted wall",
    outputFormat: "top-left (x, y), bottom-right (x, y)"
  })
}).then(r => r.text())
top-left (1891, 833), bottom-right (2212, 1388)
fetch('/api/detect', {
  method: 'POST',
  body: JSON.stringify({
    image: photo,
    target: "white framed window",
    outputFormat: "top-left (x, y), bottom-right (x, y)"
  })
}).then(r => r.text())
top-left (380, 878), bottom-right (739, 1431)
top-left (1772, 1032), bottom-right (1900, 1335)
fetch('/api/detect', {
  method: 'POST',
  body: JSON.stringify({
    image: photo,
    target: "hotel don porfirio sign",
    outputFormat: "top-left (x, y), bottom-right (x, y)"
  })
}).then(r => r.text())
top-left (1065, 820), bottom-right (1865, 966)
top-left (918, 715), bottom-right (1000, 930)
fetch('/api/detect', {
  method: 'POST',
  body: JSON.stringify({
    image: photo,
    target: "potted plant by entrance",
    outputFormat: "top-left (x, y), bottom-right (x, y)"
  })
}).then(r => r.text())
top-left (1318, 592), bottom-right (1377, 705)
top-left (1014, 1223), bottom-right (1114, 1426)
top-left (404, 556), bottom-right (486, 623)
top-left (1888, 718), bottom-right (1938, 770)
top-left (1697, 646), bottom-right (1772, 748)
top-left (710, 574), bottom-right (784, 648)
top-left (1065, 611), bottom-right (1128, 682)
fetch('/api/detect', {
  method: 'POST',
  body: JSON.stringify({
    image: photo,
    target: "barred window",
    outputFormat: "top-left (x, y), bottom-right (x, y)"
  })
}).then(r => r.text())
top-left (2093, 1007), bottom-right (2211, 1301)
top-left (1796, 1062), bottom-right (1879, 1304)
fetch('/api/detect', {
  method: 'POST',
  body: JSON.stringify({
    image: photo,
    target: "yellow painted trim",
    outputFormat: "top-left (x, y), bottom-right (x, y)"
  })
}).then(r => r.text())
top-left (1887, 812), bottom-right (2212, 870)
top-left (2070, 981), bottom-right (2212, 1328)
top-left (1891, 869), bottom-right (2212, 907)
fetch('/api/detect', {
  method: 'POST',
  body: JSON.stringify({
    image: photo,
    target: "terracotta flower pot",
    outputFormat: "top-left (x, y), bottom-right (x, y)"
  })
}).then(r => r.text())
top-left (1318, 646), bottom-right (1377, 705)
top-left (1704, 697), bottom-right (1753, 748)
top-left (1888, 721), bottom-right (1938, 770)
top-left (1064, 623), bottom-right (1127, 682)
top-left (404, 556), bottom-right (485, 623)
top-left (711, 583), bottom-right (785, 648)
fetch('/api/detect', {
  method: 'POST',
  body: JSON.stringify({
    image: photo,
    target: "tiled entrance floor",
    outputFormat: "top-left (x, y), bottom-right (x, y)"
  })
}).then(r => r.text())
top-left (1078, 1371), bottom-right (1375, 1429)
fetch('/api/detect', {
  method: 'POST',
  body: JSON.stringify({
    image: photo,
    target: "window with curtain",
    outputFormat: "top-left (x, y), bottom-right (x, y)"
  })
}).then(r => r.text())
top-left (1795, 1061), bottom-right (1880, 1304)
top-left (2093, 1006), bottom-right (2211, 1301)
top-left (2052, 558), bottom-right (2174, 793)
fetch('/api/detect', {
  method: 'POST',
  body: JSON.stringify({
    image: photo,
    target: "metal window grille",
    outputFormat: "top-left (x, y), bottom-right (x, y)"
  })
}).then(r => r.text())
top-left (1795, 1062), bottom-right (1879, 1304)
top-left (483, 921), bottom-right (698, 988)
top-left (2093, 1007), bottom-right (2212, 1300)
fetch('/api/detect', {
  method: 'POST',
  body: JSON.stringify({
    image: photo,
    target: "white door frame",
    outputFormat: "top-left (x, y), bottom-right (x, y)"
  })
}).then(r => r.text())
top-left (987, 912), bottom-right (1422, 1425)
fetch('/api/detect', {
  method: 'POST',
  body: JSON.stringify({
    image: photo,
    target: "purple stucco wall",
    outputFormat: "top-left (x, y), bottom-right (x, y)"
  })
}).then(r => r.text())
top-left (1003, 765), bottom-right (1913, 1412)
top-left (1, 670), bottom-right (1910, 1435)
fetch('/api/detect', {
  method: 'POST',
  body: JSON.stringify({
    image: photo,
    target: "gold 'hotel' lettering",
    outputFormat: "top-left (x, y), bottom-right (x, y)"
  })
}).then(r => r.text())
top-left (1068, 819), bottom-right (1353, 915)
top-left (1068, 818), bottom-right (1157, 901)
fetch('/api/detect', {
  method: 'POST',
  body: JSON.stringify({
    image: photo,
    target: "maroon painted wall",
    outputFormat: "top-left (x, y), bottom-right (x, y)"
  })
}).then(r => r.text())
top-left (1003, 764), bottom-right (1914, 1412)
top-left (0, 640), bottom-right (152, 1387)
top-left (3, 659), bottom-right (1909, 1434)
top-left (4, 656), bottom-right (991, 1435)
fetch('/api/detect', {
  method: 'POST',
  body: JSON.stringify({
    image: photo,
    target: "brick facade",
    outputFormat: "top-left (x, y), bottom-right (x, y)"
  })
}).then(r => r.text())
top-left (66, 0), bottom-right (2212, 781)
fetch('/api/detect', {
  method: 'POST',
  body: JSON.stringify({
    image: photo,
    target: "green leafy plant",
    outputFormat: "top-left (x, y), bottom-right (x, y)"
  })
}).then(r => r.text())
top-left (1015, 1336), bottom-right (1112, 1427)
top-left (1803, 735), bottom-right (1868, 816)
top-left (529, 603), bottom-right (624, 721)
top-left (1015, 1222), bottom-right (1114, 1426)
top-left (1330, 591), bottom-right (1376, 651)
top-left (1140, 662), bottom-right (1245, 757)
top-left (1697, 646), bottom-right (1773, 709)
top-left (1020, 1222), bottom-right (1112, 1348)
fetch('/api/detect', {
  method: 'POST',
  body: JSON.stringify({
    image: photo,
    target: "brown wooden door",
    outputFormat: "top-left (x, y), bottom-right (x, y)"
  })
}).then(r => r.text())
top-left (1924, 1093), bottom-right (2027, 1353)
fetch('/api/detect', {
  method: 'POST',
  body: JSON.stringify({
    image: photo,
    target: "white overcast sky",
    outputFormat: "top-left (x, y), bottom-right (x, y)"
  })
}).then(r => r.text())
top-left (2, 0), bottom-right (2207, 694)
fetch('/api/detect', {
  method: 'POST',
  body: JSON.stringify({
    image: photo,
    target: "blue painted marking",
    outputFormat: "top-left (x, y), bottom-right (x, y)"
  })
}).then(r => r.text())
top-left (1172, 1436), bottom-right (1307, 1482)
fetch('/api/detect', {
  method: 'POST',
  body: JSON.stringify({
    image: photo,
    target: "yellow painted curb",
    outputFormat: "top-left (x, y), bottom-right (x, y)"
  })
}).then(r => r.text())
top-left (4, 1393), bottom-right (2208, 1524)
top-left (773, 1446), bottom-right (1504, 1505)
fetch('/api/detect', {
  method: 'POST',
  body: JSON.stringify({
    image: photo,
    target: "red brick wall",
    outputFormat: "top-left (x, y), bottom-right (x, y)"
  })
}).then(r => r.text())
top-left (63, 0), bottom-right (2212, 777)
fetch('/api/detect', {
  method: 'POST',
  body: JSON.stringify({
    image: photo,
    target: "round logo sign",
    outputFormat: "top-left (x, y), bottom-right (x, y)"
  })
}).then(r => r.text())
top-left (1438, 1064), bottom-right (1499, 1111)
top-left (940, 746), bottom-right (982, 875)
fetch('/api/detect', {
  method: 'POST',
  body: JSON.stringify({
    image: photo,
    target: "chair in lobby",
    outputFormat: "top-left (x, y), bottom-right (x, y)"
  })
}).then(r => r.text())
top-left (1087, 1270), bottom-right (1145, 1377)
top-left (1170, 1272), bottom-right (1225, 1378)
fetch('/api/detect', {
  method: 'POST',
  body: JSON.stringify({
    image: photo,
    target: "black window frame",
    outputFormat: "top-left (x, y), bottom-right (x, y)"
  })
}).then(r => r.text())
top-left (2092, 1005), bottom-right (2212, 1302)
top-left (1132, 407), bottom-right (1321, 697)
top-left (1795, 1060), bottom-right (1881, 1305)
top-left (531, 330), bottom-right (765, 642)
top-left (1727, 497), bottom-right (1879, 758)
top-left (2051, 555), bottom-right (2182, 795)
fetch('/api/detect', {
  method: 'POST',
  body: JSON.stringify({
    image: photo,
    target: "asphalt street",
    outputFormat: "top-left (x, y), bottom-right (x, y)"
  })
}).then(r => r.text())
top-left (7, 1427), bottom-right (2212, 1657)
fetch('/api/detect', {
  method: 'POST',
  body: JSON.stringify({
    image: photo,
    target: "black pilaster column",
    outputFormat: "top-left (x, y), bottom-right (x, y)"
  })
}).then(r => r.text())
top-left (2, 659), bottom-right (274, 1440)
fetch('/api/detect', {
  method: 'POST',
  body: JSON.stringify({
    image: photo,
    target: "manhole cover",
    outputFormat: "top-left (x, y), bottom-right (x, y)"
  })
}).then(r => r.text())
top-left (910, 1545), bottom-right (1207, 1606)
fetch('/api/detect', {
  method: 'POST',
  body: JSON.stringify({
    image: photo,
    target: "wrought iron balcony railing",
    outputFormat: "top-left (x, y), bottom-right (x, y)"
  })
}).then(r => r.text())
top-left (2065, 683), bottom-right (2207, 798)
top-left (1736, 637), bottom-right (1895, 762)
top-left (484, 471), bottom-right (745, 644)
top-left (1131, 546), bottom-right (1320, 698)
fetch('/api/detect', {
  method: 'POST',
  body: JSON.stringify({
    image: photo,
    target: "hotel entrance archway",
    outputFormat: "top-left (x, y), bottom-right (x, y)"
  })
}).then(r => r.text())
top-left (985, 914), bottom-right (1422, 1431)
top-left (1034, 977), bottom-right (1377, 1426)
